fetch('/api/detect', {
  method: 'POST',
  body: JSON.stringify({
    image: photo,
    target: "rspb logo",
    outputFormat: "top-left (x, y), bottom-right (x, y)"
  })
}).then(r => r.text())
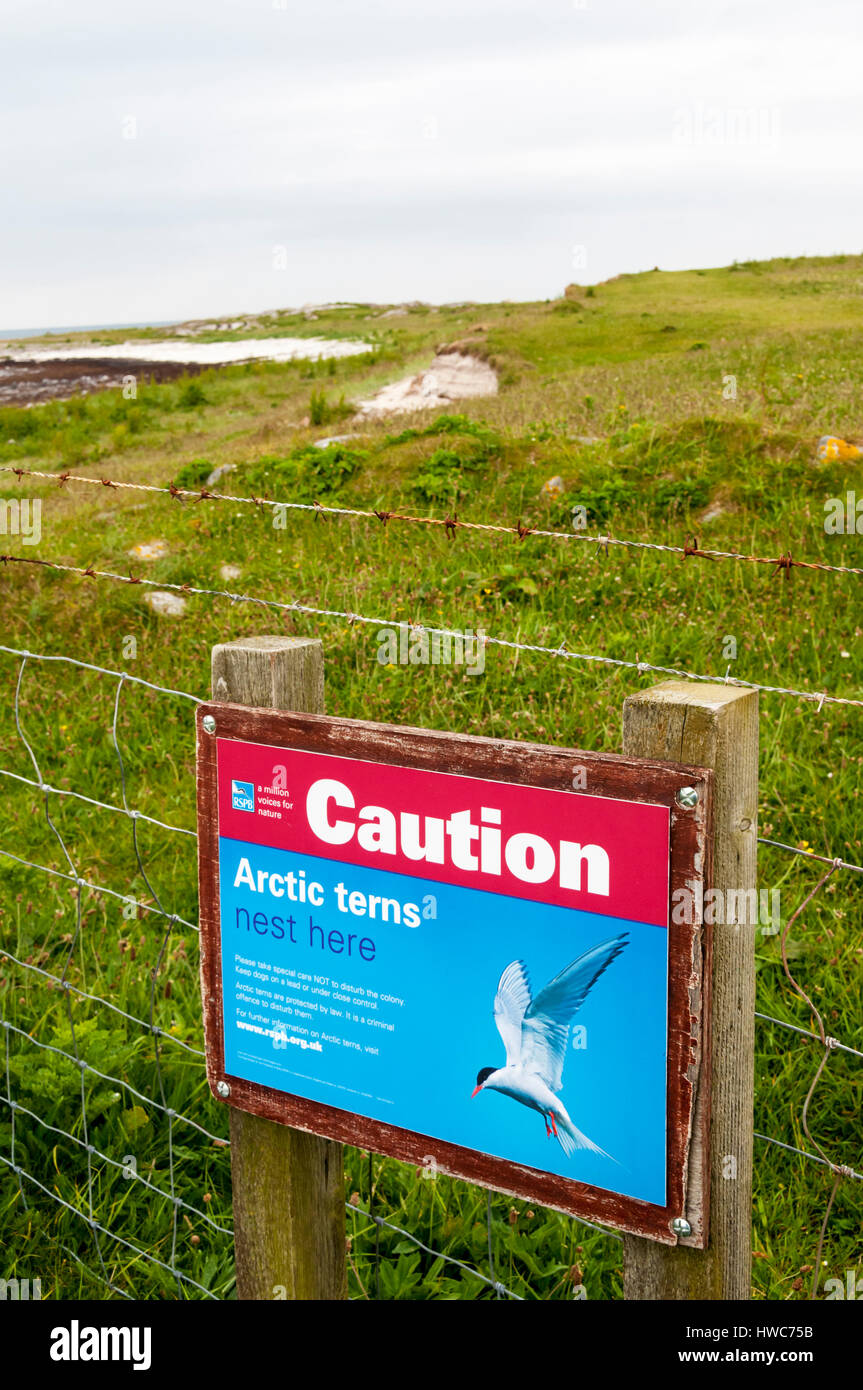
top-left (231, 780), bottom-right (255, 813)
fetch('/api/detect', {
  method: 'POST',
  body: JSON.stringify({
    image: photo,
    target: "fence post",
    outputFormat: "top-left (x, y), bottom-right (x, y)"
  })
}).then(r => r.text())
top-left (211, 635), bottom-right (347, 1301)
top-left (622, 679), bottom-right (758, 1300)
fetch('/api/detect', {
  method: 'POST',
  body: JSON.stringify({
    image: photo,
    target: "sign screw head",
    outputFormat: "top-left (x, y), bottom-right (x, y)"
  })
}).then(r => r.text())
top-left (675, 786), bottom-right (698, 809)
top-left (671, 1216), bottom-right (692, 1237)
top-left (202, 715), bottom-right (217, 735)
top-left (216, 1080), bottom-right (231, 1098)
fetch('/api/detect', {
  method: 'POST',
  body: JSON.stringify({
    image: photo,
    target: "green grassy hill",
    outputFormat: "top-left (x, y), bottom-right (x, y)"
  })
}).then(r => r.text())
top-left (0, 255), bottom-right (860, 1299)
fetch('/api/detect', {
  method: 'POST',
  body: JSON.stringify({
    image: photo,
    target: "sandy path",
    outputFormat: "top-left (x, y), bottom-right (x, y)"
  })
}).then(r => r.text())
top-left (357, 351), bottom-right (498, 416)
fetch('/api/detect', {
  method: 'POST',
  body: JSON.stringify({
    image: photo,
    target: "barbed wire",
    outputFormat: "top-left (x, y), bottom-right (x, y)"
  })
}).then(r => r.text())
top-left (2, 554), bottom-right (861, 709)
top-left (3, 464), bottom-right (862, 577)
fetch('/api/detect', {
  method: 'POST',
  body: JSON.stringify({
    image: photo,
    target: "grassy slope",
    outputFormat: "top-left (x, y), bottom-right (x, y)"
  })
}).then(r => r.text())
top-left (0, 255), bottom-right (861, 1300)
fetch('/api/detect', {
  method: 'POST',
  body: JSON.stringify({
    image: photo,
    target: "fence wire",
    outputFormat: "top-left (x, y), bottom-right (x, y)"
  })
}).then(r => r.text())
top-left (0, 645), bottom-right (606, 1300)
top-left (1, 559), bottom-right (861, 710)
top-left (3, 463), bottom-right (863, 577)
top-left (0, 642), bottom-right (860, 1300)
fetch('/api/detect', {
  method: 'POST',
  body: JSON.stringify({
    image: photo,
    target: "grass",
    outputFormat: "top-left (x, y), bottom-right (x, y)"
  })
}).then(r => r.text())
top-left (0, 255), bottom-right (861, 1299)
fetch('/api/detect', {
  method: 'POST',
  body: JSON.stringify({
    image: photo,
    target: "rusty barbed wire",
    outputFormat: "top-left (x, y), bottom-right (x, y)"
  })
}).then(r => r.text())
top-left (2, 464), bottom-right (862, 577)
top-left (1, 553), bottom-right (861, 709)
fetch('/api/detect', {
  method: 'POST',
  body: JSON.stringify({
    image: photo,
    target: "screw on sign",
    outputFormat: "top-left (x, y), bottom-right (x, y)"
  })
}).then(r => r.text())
top-left (675, 786), bottom-right (699, 808)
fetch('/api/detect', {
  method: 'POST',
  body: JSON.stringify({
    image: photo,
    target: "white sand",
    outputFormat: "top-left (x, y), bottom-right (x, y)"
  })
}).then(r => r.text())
top-left (4, 337), bottom-right (371, 366)
top-left (357, 351), bottom-right (497, 417)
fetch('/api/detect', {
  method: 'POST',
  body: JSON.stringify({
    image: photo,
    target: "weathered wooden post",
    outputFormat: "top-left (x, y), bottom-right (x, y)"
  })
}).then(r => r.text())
top-left (211, 635), bottom-right (347, 1300)
top-left (622, 680), bottom-right (758, 1300)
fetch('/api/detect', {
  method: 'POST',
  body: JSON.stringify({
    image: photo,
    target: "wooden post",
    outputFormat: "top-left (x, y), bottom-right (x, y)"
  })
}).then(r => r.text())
top-left (622, 680), bottom-right (758, 1300)
top-left (211, 635), bottom-right (347, 1301)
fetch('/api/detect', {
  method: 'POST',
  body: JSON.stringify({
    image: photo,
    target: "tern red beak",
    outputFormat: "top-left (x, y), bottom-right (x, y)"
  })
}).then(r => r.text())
top-left (470, 1084), bottom-right (482, 1098)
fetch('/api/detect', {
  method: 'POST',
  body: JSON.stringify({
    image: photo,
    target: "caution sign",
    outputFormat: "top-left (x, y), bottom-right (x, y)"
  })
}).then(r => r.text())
top-left (197, 707), bottom-right (712, 1245)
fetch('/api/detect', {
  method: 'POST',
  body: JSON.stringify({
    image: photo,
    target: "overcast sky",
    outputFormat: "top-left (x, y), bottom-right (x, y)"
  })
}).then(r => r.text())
top-left (3, 0), bottom-right (862, 329)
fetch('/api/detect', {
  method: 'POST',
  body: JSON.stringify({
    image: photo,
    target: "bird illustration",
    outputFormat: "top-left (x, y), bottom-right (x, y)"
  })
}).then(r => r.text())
top-left (471, 933), bottom-right (628, 1159)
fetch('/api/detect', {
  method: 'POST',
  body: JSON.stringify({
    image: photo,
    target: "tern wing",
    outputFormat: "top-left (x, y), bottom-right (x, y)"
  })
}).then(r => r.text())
top-left (493, 959), bottom-right (532, 1067)
top-left (520, 934), bottom-right (628, 1092)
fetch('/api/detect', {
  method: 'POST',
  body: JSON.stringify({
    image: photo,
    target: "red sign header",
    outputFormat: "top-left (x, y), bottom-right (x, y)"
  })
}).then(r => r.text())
top-left (216, 740), bottom-right (670, 927)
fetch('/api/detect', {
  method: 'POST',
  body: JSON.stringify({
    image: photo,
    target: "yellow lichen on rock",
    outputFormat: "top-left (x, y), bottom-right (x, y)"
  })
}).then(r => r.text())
top-left (817, 435), bottom-right (862, 462)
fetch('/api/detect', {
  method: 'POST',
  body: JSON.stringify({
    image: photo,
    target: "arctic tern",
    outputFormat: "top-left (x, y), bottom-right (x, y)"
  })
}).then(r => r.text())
top-left (471, 934), bottom-right (628, 1159)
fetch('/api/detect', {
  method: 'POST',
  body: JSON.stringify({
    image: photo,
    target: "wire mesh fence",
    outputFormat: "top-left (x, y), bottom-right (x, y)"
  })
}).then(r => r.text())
top-left (0, 631), bottom-right (860, 1300)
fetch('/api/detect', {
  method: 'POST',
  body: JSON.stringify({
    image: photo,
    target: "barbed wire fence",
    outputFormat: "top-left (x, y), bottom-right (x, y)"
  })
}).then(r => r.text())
top-left (3, 462), bottom-right (863, 577)
top-left (0, 469), bottom-right (861, 1300)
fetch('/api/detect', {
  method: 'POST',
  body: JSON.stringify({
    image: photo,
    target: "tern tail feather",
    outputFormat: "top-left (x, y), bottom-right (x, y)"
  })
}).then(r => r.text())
top-left (556, 1113), bottom-right (617, 1163)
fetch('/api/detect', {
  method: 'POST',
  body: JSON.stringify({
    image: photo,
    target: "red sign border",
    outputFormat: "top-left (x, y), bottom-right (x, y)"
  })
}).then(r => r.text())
top-left (196, 704), bottom-right (713, 1248)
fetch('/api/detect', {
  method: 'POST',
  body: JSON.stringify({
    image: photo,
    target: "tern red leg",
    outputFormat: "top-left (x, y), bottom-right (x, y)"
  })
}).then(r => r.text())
top-left (544, 1116), bottom-right (552, 1137)
top-left (549, 1113), bottom-right (559, 1138)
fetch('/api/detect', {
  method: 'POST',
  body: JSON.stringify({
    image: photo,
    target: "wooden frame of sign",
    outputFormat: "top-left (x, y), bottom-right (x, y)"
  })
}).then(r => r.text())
top-left (196, 706), bottom-right (713, 1247)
